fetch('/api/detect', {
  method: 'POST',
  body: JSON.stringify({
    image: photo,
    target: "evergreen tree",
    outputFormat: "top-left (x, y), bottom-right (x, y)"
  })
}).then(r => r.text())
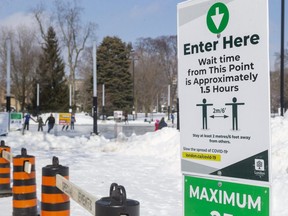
top-left (33, 26), bottom-right (69, 113)
top-left (97, 36), bottom-right (133, 115)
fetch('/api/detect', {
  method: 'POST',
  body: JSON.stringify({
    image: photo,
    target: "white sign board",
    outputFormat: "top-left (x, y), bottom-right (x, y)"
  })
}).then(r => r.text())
top-left (0, 112), bottom-right (9, 135)
top-left (114, 110), bottom-right (123, 121)
top-left (178, 0), bottom-right (270, 182)
top-left (2, 150), bottom-right (13, 162)
top-left (10, 112), bottom-right (23, 131)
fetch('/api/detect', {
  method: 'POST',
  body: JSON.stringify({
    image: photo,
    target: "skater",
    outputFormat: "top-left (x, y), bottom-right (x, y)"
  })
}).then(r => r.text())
top-left (70, 114), bottom-right (76, 130)
top-left (62, 123), bottom-right (69, 131)
top-left (23, 113), bottom-right (35, 130)
top-left (45, 114), bottom-right (55, 133)
top-left (171, 113), bottom-right (175, 125)
top-left (124, 113), bottom-right (128, 124)
top-left (37, 116), bottom-right (44, 132)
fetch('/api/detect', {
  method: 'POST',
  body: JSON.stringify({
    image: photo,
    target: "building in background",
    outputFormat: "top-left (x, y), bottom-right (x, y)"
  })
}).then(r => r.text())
top-left (0, 86), bottom-right (20, 112)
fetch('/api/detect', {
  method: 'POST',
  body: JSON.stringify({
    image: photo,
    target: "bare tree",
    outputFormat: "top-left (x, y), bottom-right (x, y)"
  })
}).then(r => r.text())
top-left (136, 54), bottom-right (164, 114)
top-left (134, 36), bottom-right (177, 114)
top-left (271, 50), bottom-right (288, 113)
top-left (33, 3), bottom-right (53, 44)
top-left (54, 0), bottom-right (96, 108)
top-left (33, 0), bottom-right (96, 109)
top-left (77, 46), bottom-right (93, 112)
top-left (270, 70), bottom-right (280, 113)
top-left (13, 26), bottom-right (40, 111)
top-left (134, 38), bottom-right (165, 114)
top-left (0, 25), bottom-right (40, 111)
top-left (153, 36), bottom-right (178, 109)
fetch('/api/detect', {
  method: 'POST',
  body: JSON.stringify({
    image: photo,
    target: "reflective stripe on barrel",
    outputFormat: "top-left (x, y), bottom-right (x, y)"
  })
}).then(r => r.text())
top-left (12, 148), bottom-right (37, 216)
top-left (0, 141), bottom-right (11, 192)
top-left (41, 156), bottom-right (70, 216)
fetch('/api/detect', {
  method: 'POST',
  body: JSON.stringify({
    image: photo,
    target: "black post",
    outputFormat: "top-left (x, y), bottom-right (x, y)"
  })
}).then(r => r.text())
top-left (6, 96), bottom-right (10, 112)
top-left (93, 96), bottom-right (98, 134)
top-left (280, 0), bottom-right (285, 116)
top-left (102, 106), bottom-right (105, 121)
top-left (177, 97), bottom-right (180, 130)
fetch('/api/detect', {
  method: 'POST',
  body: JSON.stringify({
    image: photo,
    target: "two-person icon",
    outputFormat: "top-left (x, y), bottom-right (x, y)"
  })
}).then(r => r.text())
top-left (196, 97), bottom-right (245, 130)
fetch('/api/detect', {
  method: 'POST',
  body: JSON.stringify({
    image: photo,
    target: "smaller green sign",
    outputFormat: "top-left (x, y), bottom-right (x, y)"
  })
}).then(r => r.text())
top-left (10, 113), bottom-right (22, 120)
top-left (207, 2), bottom-right (229, 34)
top-left (184, 175), bottom-right (269, 216)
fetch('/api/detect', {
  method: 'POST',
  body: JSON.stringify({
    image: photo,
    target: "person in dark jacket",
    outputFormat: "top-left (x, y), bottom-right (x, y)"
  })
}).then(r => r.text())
top-left (45, 114), bottom-right (55, 133)
top-left (158, 117), bottom-right (167, 130)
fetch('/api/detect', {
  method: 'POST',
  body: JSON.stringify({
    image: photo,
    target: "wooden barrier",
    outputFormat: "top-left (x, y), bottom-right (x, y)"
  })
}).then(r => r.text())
top-left (12, 148), bottom-right (37, 216)
top-left (56, 174), bottom-right (99, 215)
top-left (43, 157), bottom-right (140, 216)
top-left (0, 140), bottom-right (12, 196)
top-left (56, 176), bottom-right (140, 216)
top-left (41, 156), bottom-right (99, 215)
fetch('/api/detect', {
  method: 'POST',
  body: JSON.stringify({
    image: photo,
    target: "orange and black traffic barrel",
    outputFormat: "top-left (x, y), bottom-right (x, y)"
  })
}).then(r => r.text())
top-left (41, 156), bottom-right (70, 216)
top-left (12, 148), bottom-right (38, 216)
top-left (0, 140), bottom-right (12, 196)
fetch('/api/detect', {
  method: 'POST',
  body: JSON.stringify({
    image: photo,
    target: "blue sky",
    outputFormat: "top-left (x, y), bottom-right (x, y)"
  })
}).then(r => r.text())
top-left (0, 0), bottom-right (286, 69)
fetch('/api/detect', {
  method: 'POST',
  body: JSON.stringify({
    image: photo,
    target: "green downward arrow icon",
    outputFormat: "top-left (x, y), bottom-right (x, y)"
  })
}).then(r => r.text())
top-left (207, 2), bottom-right (229, 34)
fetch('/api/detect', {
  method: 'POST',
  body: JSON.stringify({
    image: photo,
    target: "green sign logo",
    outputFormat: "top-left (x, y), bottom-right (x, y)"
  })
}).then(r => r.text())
top-left (207, 2), bottom-right (229, 34)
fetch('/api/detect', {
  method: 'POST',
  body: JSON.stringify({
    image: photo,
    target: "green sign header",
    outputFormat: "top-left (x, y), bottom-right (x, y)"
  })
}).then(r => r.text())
top-left (184, 175), bottom-right (269, 216)
top-left (10, 113), bottom-right (22, 120)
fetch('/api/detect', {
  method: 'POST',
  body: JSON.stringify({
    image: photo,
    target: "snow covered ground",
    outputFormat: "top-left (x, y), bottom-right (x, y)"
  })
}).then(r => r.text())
top-left (0, 113), bottom-right (288, 216)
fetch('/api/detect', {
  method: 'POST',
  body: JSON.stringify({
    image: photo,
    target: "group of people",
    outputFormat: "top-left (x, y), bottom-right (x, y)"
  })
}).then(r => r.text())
top-left (154, 113), bottom-right (175, 131)
top-left (155, 117), bottom-right (168, 131)
top-left (23, 113), bottom-right (76, 133)
top-left (62, 114), bottom-right (76, 131)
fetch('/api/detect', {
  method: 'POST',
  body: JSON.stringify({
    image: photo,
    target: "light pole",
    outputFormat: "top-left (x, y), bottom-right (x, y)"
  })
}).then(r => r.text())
top-left (69, 84), bottom-right (72, 113)
top-left (280, 0), bottom-right (285, 116)
top-left (133, 56), bottom-right (135, 120)
top-left (168, 85), bottom-right (171, 120)
top-left (36, 83), bottom-right (40, 115)
top-left (6, 38), bottom-right (11, 113)
top-left (93, 41), bottom-right (98, 134)
top-left (131, 51), bottom-right (138, 120)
